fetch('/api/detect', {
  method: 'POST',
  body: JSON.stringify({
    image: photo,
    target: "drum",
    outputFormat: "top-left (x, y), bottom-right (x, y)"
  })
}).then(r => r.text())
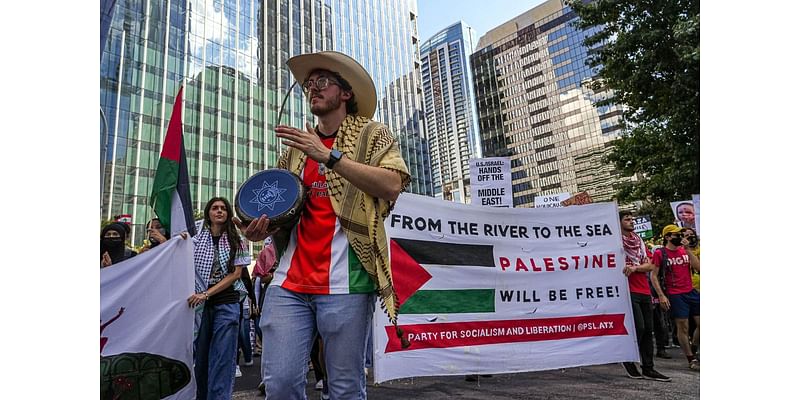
top-left (235, 169), bottom-right (306, 231)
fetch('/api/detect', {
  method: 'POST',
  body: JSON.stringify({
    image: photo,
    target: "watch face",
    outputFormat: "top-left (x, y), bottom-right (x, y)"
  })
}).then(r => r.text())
top-left (326, 149), bottom-right (342, 169)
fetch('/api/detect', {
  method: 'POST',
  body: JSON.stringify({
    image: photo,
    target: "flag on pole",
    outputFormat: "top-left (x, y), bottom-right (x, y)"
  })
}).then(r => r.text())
top-left (150, 87), bottom-right (196, 237)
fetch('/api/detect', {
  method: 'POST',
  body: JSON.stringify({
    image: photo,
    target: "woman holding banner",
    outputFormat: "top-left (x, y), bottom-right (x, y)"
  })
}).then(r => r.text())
top-left (188, 197), bottom-right (251, 400)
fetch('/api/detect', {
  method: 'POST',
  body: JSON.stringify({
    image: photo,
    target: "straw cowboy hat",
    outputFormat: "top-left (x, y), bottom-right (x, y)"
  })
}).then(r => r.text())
top-left (286, 51), bottom-right (377, 118)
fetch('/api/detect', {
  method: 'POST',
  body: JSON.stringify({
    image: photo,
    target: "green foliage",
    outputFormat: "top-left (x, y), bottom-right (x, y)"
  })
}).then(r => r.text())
top-left (569, 0), bottom-right (700, 220)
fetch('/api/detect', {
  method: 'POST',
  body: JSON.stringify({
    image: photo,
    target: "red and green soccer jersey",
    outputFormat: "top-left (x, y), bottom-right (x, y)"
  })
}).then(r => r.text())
top-left (270, 136), bottom-right (375, 294)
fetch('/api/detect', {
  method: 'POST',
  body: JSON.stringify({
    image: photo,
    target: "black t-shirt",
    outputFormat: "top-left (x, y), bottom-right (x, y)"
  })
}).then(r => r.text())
top-left (207, 235), bottom-right (239, 305)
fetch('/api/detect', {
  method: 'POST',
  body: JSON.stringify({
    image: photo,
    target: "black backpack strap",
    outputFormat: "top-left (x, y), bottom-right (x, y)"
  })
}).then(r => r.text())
top-left (657, 248), bottom-right (670, 291)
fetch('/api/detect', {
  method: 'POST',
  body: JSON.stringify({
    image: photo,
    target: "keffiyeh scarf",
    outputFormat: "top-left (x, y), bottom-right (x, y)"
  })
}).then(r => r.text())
top-left (193, 228), bottom-right (249, 298)
top-left (277, 114), bottom-right (411, 344)
top-left (622, 231), bottom-right (648, 265)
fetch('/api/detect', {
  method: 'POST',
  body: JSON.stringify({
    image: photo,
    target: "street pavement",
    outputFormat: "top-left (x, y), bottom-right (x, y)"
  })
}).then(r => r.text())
top-left (232, 346), bottom-right (699, 399)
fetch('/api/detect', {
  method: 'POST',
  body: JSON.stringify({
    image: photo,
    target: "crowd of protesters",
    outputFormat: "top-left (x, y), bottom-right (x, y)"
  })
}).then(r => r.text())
top-left (617, 211), bottom-right (701, 382)
top-left (102, 211), bottom-right (700, 398)
top-left (100, 49), bottom-right (698, 400)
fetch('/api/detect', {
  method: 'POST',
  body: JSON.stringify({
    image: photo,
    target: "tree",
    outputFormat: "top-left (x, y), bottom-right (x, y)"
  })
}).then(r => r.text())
top-left (569, 0), bottom-right (700, 230)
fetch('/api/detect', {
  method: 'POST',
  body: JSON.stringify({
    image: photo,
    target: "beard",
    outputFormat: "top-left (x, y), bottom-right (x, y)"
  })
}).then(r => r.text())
top-left (310, 94), bottom-right (341, 116)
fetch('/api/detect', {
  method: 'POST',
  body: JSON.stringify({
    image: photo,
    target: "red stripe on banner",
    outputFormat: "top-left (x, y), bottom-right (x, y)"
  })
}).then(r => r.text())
top-left (384, 314), bottom-right (627, 353)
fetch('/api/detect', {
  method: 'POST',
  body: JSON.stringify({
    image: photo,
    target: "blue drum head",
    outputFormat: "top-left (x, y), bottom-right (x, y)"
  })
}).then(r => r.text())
top-left (235, 169), bottom-right (303, 223)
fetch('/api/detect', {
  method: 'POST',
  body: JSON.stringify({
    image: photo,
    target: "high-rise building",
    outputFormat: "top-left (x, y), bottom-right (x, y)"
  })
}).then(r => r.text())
top-left (101, 0), bottom-right (431, 245)
top-left (470, 0), bottom-right (625, 207)
top-left (420, 21), bottom-right (481, 204)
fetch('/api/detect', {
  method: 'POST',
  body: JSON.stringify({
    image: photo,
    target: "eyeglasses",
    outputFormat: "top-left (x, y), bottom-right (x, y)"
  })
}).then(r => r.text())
top-left (302, 76), bottom-right (338, 93)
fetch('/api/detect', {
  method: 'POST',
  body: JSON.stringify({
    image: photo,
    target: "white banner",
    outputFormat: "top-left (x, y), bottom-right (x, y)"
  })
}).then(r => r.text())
top-left (692, 194), bottom-right (701, 236)
top-left (101, 237), bottom-right (196, 400)
top-left (534, 192), bottom-right (570, 208)
top-left (469, 157), bottom-right (513, 207)
top-left (374, 193), bottom-right (637, 383)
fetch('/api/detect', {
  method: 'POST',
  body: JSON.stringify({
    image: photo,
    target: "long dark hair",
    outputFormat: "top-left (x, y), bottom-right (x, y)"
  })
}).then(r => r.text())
top-left (203, 197), bottom-right (241, 272)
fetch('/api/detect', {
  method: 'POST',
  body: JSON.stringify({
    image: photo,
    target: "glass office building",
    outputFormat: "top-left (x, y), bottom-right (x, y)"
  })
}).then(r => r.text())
top-left (470, 0), bottom-right (625, 207)
top-left (420, 21), bottom-right (481, 204)
top-left (101, 0), bottom-right (431, 244)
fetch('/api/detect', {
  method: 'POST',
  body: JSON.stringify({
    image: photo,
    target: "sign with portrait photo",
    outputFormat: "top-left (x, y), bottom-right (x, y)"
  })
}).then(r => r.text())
top-left (670, 200), bottom-right (696, 229)
top-left (692, 194), bottom-right (700, 236)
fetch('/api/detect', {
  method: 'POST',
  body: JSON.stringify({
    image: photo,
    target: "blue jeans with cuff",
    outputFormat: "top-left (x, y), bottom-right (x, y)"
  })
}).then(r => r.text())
top-left (194, 302), bottom-right (240, 400)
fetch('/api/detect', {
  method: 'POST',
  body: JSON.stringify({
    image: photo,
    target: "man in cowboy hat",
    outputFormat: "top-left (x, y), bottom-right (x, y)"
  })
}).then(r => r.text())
top-left (236, 51), bottom-right (410, 399)
top-left (650, 224), bottom-right (701, 371)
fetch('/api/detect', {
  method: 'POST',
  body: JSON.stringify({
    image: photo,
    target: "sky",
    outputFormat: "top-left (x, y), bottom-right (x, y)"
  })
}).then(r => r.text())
top-left (417, 0), bottom-right (548, 46)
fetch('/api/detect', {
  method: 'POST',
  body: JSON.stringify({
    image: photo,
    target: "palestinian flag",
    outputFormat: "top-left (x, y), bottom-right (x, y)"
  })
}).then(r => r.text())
top-left (149, 87), bottom-right (196, 237)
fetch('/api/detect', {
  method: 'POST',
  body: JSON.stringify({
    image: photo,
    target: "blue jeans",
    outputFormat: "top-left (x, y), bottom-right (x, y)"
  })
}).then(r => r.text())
top-left (365, 323), bottom-right (373, 369)
top-left (238, 305), bottom-right (253, 364)
top-left (260, 285), bottom-right (374, 400)
top-left (194, 302), bottom-right (240, 400)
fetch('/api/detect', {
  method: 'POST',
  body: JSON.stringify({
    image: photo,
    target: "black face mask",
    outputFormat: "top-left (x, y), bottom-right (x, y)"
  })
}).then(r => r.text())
top-left (102, 237), bottom-right (124, 248)
top-left (669, 237), bottom-right (683, 246)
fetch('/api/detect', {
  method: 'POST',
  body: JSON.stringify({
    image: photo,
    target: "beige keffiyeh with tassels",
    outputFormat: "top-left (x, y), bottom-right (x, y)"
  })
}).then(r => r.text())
top-left (276, 114), bottom-right (411, 342)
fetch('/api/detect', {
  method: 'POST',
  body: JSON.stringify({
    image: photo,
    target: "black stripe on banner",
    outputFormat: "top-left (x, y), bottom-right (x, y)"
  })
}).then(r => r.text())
top-left (392, 238), bottom-right (495, 267)
top-left (178, 141), bottom-right (196, 236)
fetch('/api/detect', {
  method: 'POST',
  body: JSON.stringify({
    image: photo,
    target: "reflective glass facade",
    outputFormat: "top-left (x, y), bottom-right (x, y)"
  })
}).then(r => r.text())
top-left (420, 21), bottom-right (480, 204)
top-left (470, 0), bottom-right (625, 208)
top-left (101, 0), bottom-right (431, 245)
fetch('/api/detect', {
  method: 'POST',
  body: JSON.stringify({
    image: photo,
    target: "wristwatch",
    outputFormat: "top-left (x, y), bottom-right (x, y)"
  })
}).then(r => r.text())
top-left (325, 149), bottom-right (343, 169)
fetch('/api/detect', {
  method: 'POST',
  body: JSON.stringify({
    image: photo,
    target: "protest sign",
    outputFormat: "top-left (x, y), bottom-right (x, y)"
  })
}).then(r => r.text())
top-left (374, 194), bottom-right (637, 383)
top-left (469, 157), bottom-right (513, 207)
top-left (692, 194), bottom-right (700, 236)
top-left (560, 191), bottom-right (593, 207)
top-left (670, 200), bottom-right (696, 229)
top-left (633, 216), bottom-right (653, 240)
top-left (534, 192), bottom-right (570, 208)
top-left (101, 237), bottom-right (195, 400)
